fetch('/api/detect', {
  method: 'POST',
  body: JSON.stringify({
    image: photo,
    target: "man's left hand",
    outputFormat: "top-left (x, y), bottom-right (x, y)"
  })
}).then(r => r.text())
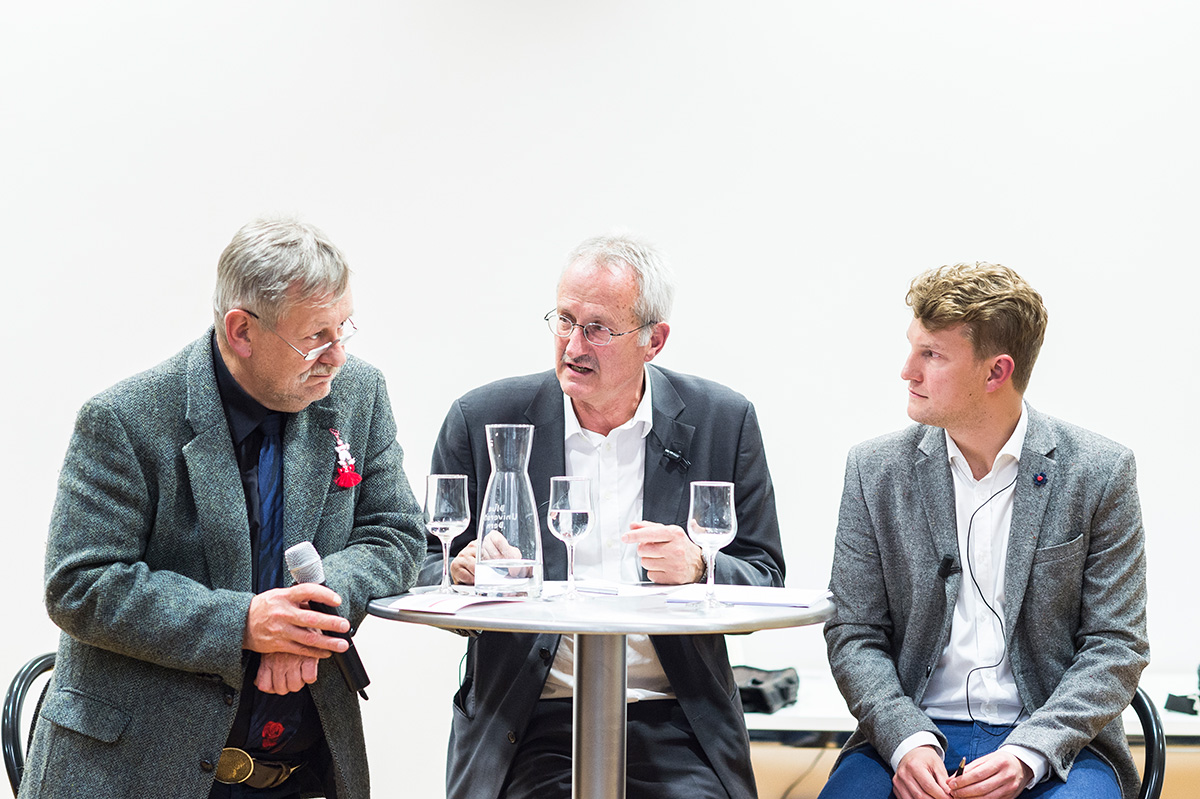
top-left (255, 652), bottom-right (319, 695)
top-left (622, 521), bottom-right (704, 584)
top-left (948, 751), bottom-right (1032, 799)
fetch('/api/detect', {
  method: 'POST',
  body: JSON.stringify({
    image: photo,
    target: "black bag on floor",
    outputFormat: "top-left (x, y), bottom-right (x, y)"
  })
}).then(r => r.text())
top-left (732, 665), bottom-right (799, 714)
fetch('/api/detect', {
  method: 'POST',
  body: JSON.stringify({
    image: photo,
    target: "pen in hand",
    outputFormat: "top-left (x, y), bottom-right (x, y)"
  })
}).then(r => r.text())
top-left (953, 757), bottom-right (966, 778)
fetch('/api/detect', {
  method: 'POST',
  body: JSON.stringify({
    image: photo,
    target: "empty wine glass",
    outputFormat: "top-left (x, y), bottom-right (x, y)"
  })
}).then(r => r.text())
top-left (685, 481), bottom-right (737, 611)
top-left (547, 476), bottom-right (594, 600)
top-left (425, 474), bottom-right (470, 594)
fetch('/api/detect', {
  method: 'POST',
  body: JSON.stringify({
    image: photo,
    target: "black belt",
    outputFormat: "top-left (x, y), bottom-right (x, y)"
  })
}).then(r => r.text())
top-left (215, 747), bottom-right (304, 789)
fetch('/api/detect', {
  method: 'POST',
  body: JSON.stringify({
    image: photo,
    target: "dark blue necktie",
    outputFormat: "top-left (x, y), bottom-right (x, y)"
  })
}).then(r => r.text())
top-left (256, 414), bottom-right (285, 592)
top-left (249, 413), bottom-right (307, 754)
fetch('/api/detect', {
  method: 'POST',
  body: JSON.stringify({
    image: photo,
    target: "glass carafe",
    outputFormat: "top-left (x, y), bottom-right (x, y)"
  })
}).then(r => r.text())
top-left (476, 424), bottom-right (543, 597)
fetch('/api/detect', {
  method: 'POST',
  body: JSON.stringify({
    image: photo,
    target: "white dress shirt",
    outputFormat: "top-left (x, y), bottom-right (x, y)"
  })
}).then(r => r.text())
top-left (540, 370), bottom-right (674, 701)
top-left (891, 404), bottom-right (1048, 785)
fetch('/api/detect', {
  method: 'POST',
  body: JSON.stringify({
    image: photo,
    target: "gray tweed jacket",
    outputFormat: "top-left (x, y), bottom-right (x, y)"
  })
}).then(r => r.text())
top-left (824, 405), bottom-right (1149, 799)
top-left (21, 330), bottom-right (425, 799)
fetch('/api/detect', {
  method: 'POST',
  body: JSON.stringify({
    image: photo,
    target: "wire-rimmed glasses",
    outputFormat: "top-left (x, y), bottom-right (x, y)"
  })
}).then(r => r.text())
top-left (544, 311), bottom-right (654, 346)
top-left (245, 310), bottom-right (358, 361)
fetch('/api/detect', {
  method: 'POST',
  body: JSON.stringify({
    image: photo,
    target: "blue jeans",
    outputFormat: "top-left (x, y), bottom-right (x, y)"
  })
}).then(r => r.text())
top-left (817, 721), bottom-right (1120, 799)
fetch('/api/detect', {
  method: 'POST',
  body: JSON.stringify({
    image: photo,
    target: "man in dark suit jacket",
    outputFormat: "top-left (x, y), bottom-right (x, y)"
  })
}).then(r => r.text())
top-left (821, 264), bottom-right (1148, 799)
top-left (25, 219), bottom-right (425, 799)
top-left (421, 234), bottom-right (784, 799)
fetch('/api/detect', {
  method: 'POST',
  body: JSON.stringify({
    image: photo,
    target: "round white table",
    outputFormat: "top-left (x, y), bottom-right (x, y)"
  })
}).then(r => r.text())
top-left (368, 591), bottom-right (834, 799)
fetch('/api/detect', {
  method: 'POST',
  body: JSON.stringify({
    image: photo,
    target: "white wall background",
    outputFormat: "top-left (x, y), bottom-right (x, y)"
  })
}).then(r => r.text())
top-left (3, 2), bottom-right (1196, 795)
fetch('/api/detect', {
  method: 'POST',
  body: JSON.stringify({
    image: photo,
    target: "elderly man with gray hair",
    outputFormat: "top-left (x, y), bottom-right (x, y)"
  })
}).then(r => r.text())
top-left (25, 218), bottom-right (425, 799)
top-left (420, 233), bottom-right (785, 799)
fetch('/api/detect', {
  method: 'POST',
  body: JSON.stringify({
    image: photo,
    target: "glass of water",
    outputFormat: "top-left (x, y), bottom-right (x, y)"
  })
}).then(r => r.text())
top-left (685, 481), bottom-right (737, 611)
top-left (547, 476), bottom-right (594, 601)
top-left (425, 474), bottom-right (470, 594)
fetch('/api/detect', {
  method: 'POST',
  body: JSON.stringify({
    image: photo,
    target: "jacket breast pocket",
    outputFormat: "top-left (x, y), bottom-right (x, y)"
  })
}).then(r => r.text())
top-left (40, 687), bottom-right (131, 744)
top-left (1031, 532), bottom-right (1086, 566)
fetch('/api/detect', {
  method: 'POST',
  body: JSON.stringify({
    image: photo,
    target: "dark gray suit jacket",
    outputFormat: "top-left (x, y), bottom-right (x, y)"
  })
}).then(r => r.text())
top-left (24, 331), bottom-right (425, 799)
top-left (422, 365), bottom-right (784, 799)
top-left (824, 406), bottom-right (1149, 799)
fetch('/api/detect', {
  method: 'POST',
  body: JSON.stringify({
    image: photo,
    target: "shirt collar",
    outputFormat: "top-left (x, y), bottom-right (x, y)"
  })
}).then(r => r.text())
top-left (563, 366), bottom-right (655, 443)
top-left (211, 331), bottom-right (278, 446)
top-left (945, 401), bottom-right (1030, 474)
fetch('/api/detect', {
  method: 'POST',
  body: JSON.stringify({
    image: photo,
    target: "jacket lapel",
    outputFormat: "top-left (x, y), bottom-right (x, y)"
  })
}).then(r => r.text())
top-left (644, 366), bottom-right (695, 528)
top-left (1003, 406), bottom-right (1057, 635)
top-left (284, 403), bottom-right (339, 556)
top-left (182, 332), bottom-right (253, 592)
top-left (915, 425), bottom-right (960, 572)
top-left (525, 374), bottom-right (567, 579)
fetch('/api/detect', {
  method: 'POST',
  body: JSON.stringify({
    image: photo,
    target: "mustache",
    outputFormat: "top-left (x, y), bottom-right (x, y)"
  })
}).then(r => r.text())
top-left (560, 354), bottom-right (598, 371)
top-left (304, 364), bottom-right (340, 379)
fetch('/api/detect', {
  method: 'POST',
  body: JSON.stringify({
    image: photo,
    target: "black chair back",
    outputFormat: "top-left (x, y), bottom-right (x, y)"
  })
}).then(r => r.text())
top-left (2, 653), bottom-right (55, 797)
top-left (1131, 686), bottom-right (1165, 799)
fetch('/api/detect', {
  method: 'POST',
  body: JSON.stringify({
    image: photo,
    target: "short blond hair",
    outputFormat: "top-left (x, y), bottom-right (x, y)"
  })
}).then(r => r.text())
top-left (906, 262), bottom-right (1048, 393)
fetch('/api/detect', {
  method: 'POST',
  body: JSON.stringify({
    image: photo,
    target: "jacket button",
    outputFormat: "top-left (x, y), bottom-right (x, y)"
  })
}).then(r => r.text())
top-left (200, 760), bottom-right (215, 772)
top-left (223, 687), bottom-right (236, 706)
top-left (539, 647), bottom-right (551, 662)
top-left (507, 731), bottom-right (517, 744)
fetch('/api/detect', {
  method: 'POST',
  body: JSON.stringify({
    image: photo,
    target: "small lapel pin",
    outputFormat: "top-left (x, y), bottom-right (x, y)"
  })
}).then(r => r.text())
top-left (1033, 472), bottom-right (1048, 487)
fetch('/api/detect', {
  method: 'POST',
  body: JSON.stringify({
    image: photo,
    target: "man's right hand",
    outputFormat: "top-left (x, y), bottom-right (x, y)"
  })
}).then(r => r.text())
top-left (242, 583), bottom-right (351, 658)
top-left (452, 533), bottom-right (524, 585)
top-left (451, 540), bottom-right (478, 585)
top-left (894, 745), bottom-right (952, 799)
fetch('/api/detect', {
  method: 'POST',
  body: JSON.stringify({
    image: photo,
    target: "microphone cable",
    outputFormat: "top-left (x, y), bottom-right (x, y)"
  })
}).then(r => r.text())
top-left (961, 471), bottom-right (1022, 733)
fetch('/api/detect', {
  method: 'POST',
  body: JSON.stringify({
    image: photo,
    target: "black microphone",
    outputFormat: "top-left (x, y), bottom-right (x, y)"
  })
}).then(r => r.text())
top-left (938, 555), bottom-right (961, 580)
top-left (284, 541), bottom-right (371, 700)
top-left (663, 446), bottom-right (691, 470)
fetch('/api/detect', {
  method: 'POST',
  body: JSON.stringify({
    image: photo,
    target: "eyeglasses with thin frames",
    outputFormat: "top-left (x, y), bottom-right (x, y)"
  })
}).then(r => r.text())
top-left (244, 310), bottom-right (358, 361)
top-left (543, 311), bottom-right (654, 346)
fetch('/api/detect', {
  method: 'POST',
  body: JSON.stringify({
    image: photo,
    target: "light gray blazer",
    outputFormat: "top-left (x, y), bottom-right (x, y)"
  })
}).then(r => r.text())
top-left (824, 406), bottom-right (1149, 799)
top-left (22, 331), bottom-right (425, 799)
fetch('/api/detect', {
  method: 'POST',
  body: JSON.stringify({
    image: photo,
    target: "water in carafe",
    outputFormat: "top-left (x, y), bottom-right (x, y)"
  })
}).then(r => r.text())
top-left (477, 424), bottom-right (543, 597)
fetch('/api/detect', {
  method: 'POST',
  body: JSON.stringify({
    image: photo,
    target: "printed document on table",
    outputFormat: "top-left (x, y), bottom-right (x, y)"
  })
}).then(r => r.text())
top-left (388, 593), bottom-right (523, 614)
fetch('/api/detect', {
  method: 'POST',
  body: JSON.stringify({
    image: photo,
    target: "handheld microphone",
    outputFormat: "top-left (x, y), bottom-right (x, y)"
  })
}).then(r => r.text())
top-left (284, 541), bottom-right (371, 700)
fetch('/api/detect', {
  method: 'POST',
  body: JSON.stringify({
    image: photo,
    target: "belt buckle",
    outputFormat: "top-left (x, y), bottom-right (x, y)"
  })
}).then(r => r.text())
top-left (215, 747), bottom-right (255, 785)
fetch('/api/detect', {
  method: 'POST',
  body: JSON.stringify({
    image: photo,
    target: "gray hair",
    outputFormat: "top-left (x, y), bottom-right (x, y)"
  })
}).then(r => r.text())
top-left (212, 217), bottom-right (351, 335)
top-left (561, 233), bottom-right (676, 345)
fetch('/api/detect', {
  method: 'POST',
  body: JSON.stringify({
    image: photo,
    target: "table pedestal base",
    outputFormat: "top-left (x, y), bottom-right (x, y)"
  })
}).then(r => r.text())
top-left (573, 632), bottom-right (628, 799)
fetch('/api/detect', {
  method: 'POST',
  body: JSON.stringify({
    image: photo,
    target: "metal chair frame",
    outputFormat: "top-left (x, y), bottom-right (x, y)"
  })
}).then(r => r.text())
top-left (2, 653), bottom-right (55, 797)
top-left (1131, 686), bottom-right (1166, 799)
top-left (0, 657), bottom-right (1171, 798)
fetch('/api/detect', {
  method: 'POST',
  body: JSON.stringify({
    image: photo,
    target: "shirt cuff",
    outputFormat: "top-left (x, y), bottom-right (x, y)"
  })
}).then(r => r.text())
top-left (1000, 744), bottom-right (1048, 788)
top-left (890, 732), bottom-right (944, 773)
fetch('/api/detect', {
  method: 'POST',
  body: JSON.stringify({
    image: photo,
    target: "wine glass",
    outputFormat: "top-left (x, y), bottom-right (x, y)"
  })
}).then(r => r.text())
top-left (425, 474), bottom-right (470, 594)
top-left (547, 476), bottom-right (594, 600)
top-left (685, 481), bottom-right (738, 611)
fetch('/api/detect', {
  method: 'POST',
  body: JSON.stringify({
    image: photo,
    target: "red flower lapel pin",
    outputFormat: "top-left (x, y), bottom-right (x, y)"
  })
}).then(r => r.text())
top-left (330, 428), bottom-right (362, 488)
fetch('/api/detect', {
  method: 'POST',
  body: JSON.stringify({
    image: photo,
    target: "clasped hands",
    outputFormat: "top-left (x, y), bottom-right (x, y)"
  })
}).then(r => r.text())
top-left (242, 583), bottom-right (350, 695)
top-left (894, 746), bottom-right (1033, 799)
top-left (450, 521), bottom-right (704, 586)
